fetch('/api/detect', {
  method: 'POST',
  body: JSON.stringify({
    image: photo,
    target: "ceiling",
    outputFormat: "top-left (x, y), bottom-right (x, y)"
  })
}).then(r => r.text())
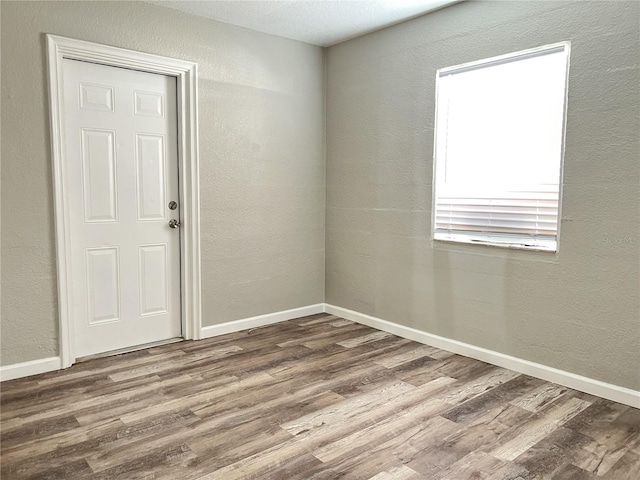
top-left (146, 0), bottom-right (461, 47)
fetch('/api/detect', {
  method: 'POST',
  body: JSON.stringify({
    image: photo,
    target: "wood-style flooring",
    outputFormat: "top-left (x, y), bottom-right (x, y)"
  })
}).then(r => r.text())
top-left (1, 314), bottom-right (639, 479)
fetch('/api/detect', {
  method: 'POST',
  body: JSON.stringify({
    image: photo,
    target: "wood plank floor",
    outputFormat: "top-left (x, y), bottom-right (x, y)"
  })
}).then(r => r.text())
top-left (1, 314), bottom-right (639, 479)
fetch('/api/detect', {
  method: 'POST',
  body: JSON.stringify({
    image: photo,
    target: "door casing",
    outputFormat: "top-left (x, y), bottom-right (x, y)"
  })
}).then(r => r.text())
top-left (47, 34), bottom-right (202, 368)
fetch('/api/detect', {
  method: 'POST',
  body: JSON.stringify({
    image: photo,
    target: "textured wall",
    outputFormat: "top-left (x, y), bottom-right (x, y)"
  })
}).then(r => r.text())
top-left (0, 1), bottom-right (325, 365)
top-left (326, 1), bottom-right (640, 389)
top-left (2, 0), bottom-right (639, 393)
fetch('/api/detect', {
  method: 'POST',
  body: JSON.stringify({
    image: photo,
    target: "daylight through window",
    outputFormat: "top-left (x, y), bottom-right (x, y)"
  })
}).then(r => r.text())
top-left (432, 43), bottom-right (570, 251)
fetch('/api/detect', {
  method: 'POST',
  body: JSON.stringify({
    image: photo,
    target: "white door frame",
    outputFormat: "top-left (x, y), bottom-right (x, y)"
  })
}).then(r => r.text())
top-left (46, 34), bottom-right (202, 368)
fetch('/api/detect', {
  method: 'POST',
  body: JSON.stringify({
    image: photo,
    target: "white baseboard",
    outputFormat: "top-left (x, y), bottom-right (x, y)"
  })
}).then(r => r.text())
top-left (4, 304), bottom-right (637, 409)
top-left (0, 357), bottom-right (62, 382)
top-left (324, 304), bottom-right (640, 409)
top-left (1, 305), bottom-right (325, 382)
top-left (201, 303), bottom-right (325, 339)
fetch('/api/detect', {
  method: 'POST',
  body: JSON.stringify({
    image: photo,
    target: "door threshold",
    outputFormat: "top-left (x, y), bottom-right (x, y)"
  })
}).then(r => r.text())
top-left (76, 337), bottom-right (184, 363)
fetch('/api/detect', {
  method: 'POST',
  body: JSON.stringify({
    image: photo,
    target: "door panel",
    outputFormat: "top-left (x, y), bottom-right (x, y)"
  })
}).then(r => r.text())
top-left (138, 243), bottom-right (169, 317)
top-left (80, 83), bottom-right (115, 112)
top-left (86, 247), bottom-right (121, 324)
top-left (63, 59), bottom-right (181, 357)
top-left (81, 128), bottom-right (118, 222)
top-left (134, 90), bottom-right (165, 117)
top-left (135, 133), bottom-right (167, 221)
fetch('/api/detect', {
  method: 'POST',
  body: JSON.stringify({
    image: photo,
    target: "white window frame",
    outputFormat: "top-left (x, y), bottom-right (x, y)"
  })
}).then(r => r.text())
top-left (431, 42), bottom-right (571, 252)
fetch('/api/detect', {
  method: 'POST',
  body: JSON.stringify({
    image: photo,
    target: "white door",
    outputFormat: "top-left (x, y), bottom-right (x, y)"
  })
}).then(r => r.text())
top-left (62, 59), bottom-right (182, 358)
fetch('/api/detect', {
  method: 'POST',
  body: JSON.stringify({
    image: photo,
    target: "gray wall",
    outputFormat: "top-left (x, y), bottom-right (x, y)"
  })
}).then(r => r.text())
top-left (1, 1), bottom-right (325, 365)
top-left (2, 0), bottom-right (638, 393)
top-left (326, 0), bottom-right (640, 390)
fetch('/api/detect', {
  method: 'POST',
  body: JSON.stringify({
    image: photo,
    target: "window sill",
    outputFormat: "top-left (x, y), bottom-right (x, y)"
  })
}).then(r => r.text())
top-left (433, 233), bottom-right (557, 252)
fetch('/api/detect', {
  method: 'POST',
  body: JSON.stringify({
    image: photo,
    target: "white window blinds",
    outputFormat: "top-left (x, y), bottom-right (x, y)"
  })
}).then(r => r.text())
top-left (432, 43), bottom-right (570, 251)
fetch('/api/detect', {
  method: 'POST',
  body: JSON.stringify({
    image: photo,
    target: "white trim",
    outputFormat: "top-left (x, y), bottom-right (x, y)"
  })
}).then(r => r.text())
top-left (438, 41), bottom-right (570, 76)
top-left (324, 304), bottom-right (640, 408)
top-left (434, 233), bottom-right (557, 253)
top-left (5, 304), bottom-right (637, 408)
top-left (46, 35), bottom-right (201, 368)
top-left (201, 304), bottom-right (325, 339)
top-left (0, 357), bottom-right (62, 382)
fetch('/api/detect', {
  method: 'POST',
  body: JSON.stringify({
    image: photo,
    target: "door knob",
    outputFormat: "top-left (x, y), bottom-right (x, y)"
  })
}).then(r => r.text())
top-left (169, 219), bottom-right (181, 229)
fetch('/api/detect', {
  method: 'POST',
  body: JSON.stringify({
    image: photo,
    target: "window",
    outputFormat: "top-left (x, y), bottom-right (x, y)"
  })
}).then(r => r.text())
top-left (432, 43), bottom-right (570, 252)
